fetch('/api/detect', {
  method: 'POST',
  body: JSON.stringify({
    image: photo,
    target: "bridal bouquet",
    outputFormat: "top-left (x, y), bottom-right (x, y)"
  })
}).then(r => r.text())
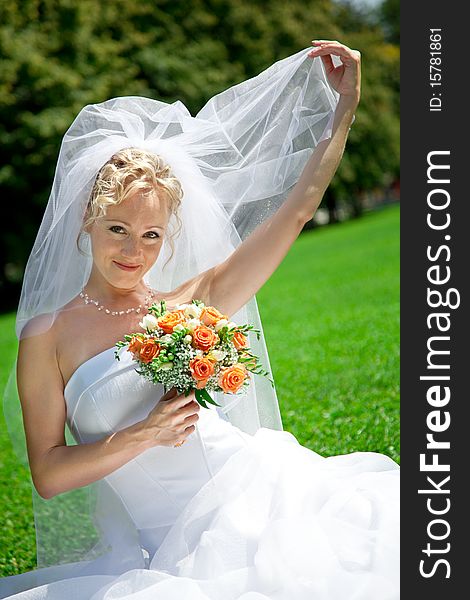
top-left (114, 299), bottom-right (273, 408)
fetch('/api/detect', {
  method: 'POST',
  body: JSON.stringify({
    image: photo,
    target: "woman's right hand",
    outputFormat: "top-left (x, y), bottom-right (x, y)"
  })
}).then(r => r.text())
top-left (143, 387), bottom-right (201, 447)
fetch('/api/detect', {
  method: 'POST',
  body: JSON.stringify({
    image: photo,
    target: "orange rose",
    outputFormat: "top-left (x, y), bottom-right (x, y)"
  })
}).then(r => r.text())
top-left (157, 311), bottom-right (185, 334)
top-left (189, 357), bottom-right (215, 388)
top-left (127, 335), bottom-right (145, 358)
top-left (200, 306), bottom-right (228, 327)
top-left (137, 339), bottom-right (161, 364)
top-left (191, 325), bottom-right (218, 352)
top-left (218, 363), bottom-right (248, 394)
top-left (232, 330), bottom-right (248, 350)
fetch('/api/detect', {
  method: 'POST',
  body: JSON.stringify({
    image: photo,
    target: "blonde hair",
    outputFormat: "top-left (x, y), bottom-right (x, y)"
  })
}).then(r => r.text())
top-left (79, 147), bottom-right (183, 268)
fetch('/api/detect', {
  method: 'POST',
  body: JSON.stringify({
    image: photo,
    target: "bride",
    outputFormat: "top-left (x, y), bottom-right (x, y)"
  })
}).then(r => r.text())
top-left (1, 40), bottom-right (399, 599)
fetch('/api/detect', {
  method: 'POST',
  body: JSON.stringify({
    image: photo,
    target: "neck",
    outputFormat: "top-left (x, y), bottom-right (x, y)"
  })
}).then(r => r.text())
top-left (84, 267), bottom-right (150, 304)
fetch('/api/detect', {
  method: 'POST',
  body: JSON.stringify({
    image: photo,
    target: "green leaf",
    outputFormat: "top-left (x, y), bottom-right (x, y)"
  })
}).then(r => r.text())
top-left (194, 389), bottom-right (209, 409)
top-left (197, 387), bottom-right (221, 407)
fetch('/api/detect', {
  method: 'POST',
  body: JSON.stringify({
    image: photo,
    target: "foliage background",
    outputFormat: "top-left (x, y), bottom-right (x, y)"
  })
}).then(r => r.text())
top-left (0, 0), bottom-right (399, 308)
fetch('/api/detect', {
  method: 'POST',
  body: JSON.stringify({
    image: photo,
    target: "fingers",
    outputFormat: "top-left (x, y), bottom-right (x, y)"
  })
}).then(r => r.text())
top-left (181, 397), bottom-right (200, 412)
top-left (168, 410), bottom-right (198, 433)
top-left (319, 53), bottom-right (335, 73)
top-left (160, 386), bottom-right (178, 401)
top-left (174, 423), bottom-right (196, 446)
top-left (182, 412), bottom-right (200, 426)
top-left (308, 40), bottom-right (361, 63)
top-left (161, 389), bottom-right (197, 410)
top-left (176, 395), bottom-right (198, 413)
top-left (176, 403), bottom-right (200, 426)
top-left (189, 399), bottom-right (201, 412)
top-left (173, 422), bottom-right (196, 446)
top-left (183, 424), bottom-right (196, 436)
top-left (151, 390), bottom-right (200, 447)
top-left (311, 40), bottom-right (350, 51)
top-left (178, 400), bottom-right (200, 418)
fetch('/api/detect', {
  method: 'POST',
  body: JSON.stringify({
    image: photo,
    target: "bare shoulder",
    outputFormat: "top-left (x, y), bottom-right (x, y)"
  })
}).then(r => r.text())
top-left (17, 313), bottom-right (64, 395)
top-left (19, 294), bottom-right (80, 345)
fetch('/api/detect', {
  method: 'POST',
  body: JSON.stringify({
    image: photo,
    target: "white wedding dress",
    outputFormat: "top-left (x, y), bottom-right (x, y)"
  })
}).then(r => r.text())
top-left (1, 346), bottom-right (400, 599)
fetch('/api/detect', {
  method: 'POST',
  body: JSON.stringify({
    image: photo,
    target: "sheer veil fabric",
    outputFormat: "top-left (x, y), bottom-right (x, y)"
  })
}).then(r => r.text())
top-left (1, 47), bottom-right (340, 595)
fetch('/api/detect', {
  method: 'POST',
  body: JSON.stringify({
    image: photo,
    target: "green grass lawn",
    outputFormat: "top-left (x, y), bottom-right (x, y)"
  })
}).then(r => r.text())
top-left (257, 204), bottom-right (399, 461)
top-left (0, 203), bottom-right (400, 576)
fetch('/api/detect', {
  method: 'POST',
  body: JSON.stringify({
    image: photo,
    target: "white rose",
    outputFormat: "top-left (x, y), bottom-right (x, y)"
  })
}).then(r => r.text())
top-left (227, 321), bottom-right (237, 329)
top-left (183, 334), bottom-right (193, 344)
top-left (173, 323), bottom-right (186, 332)
top-left (184, 304), bottom-right (202, 319)
top-left (214, 319), bottom-right (228, 331)
top-left (159, 362), bottom-right (173, 371)
top-left (160, 334), bottom-right (174, 344)
top-left (186, 318), bottom-right (201, 332)
top-left (210, 349), bottom-right (226, 361)
top-left (139, 314), bottom-right (158, 331)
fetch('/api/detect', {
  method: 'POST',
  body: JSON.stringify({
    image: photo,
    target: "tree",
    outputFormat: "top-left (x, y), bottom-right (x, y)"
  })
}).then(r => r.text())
top-left (0, 0), bottom-right (399, 307)
top-left (379, 0), bottom-right (400, 44)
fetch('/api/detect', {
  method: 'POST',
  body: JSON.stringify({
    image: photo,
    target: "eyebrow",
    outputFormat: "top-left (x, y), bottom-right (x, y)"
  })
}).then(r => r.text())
top-left (104, 219), bottom-right (165, 230)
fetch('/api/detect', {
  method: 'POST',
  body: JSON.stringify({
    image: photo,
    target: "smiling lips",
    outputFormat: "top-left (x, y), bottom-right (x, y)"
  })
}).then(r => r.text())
top-left (113, 260), bottom-right (141, 271)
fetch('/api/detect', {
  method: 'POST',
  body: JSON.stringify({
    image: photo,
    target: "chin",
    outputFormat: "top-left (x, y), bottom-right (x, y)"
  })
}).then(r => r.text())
top-left (104, 268), bottom-right (141, 287)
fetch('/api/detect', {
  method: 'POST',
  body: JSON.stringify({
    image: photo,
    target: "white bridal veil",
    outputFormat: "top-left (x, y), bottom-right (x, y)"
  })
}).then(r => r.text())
top-left (1, 46), bottom-right (339, 594)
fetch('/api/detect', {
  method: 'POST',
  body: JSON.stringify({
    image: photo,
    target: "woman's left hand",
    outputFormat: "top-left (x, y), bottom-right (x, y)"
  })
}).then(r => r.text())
top-left (308, 40), bottom-right (361, 104)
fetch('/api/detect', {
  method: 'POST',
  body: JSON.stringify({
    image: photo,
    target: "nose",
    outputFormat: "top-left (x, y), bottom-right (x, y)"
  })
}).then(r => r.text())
top-left (121, 235), bottom-right (141, 259)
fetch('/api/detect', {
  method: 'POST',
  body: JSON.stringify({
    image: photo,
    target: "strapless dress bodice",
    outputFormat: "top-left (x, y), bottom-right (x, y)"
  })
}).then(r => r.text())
top-left (63, 346), bottom-right (251, 555)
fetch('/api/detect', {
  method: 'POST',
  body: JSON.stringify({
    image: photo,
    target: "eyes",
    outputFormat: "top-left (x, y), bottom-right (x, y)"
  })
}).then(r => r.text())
top-left (108, 225), bottom-right (161, 240)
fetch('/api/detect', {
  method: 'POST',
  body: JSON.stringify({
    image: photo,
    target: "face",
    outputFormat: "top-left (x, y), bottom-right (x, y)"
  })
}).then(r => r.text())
top-left (86, 189), bottom-right (170, 290)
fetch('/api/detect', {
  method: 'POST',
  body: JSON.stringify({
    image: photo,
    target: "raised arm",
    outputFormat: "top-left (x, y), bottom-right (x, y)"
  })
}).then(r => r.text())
top-left (206, 40), bottom-right (361, 318)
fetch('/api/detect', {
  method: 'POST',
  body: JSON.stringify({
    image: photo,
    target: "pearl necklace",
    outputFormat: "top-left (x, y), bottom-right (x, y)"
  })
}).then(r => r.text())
top-left (79, 286), bottom-right (156, 316)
